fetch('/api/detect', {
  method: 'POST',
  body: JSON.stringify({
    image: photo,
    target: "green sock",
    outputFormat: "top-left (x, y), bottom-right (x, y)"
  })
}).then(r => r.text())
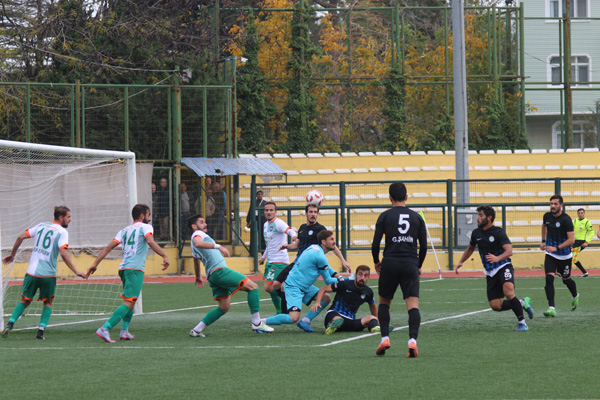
top-left (39, 306), bottom-right (52, 328)
top-left (270, 292), bottom-right (282, 314)
top-left (9, 302), bottom-right (28, 324)
top-left (103, 304), bottom-right (131, 331)
top-left (248, 289), bottom-right (260, 314)
top-left (202, 307), bottom-right (226, 327)
top-left (121, 309), bottom-right (134, 331)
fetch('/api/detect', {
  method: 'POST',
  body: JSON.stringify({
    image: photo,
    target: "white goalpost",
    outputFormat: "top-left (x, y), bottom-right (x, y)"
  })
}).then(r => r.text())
top-left (0, 140), bottom-right (139, 331)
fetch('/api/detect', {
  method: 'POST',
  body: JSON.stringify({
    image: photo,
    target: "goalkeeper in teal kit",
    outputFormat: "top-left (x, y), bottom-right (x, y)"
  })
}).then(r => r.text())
top-left (262, 230), bottom-right (342, 330)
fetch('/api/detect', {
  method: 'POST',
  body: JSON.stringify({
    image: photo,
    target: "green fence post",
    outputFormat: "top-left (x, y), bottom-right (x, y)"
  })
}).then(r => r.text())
top-left (124, 86), bottom-right (130, 151)
top-left (26, 84), bottom-right (31, 142)
top-left (447, 179), bottom-right (454, 270)
top-left (340, 182), bottom-right (347, 260)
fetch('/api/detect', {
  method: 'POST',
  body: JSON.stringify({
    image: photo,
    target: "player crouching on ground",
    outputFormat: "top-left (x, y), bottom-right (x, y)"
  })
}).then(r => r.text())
top-left (187, 214), bottom-right (273, 337)
top-left (456, 205), bottom-right (534, 332)
top-left (311, 265), bottom-right (379, 334)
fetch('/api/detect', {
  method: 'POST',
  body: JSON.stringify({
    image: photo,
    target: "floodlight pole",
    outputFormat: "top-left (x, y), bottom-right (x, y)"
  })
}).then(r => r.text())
top-left (452, 0), bottom-right (470, 202)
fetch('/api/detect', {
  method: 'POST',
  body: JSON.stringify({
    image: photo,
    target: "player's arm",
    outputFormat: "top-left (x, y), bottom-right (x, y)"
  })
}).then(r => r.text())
top-left (332, 245), bottom-right (351, 273)
top-left (584, 221), bottom-right (594, 245)
top-left (192, 235), bottom-right (230, 257)
top-left (368, 300), bottom-right (378, 317)
top-left (321, 266), bottom-right (338, 285)
top-left (455, 244), bottom-right (476, 274)
top-left (540, 224), bottom-right (547, 251)
top-left (2, 231), bottom-right (28, 264)
top-left (310, 284), bottom-right (333, 313)
top-left (485, 243), bottom-right (513, 263)
top-left (371, 219), bottom-right (384, 273)
top-left (193, 258), bottom-right (204, 288)
top-left (86, 240), bottom-right (119, 277)
top-left (146, 233), bottom-right (170, 270)
top-left (417, 225), bottom-right (427, 273)
top-left (280, 235), bottom-right (299, 251)
top-left (60, 247), bottom-right (85, 279)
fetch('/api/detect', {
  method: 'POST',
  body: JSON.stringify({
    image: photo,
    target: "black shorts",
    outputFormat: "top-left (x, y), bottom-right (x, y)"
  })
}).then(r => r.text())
top-left (275, 263), bottom-right (294, 284)
top-left (573, 240), bottom-right (587, 249)
top-left (544, 255), bottom-right (573, 278)
top-left (324, 311), bottom-right (365, 332)
top-left (486, 265), bottom-right (515, 301)
top-left (378, 258), bottom-right (420, 300)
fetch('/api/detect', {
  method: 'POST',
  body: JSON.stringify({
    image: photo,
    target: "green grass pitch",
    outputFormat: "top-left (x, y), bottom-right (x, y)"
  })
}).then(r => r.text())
top-left (1, 276), bottom-right (599, 399)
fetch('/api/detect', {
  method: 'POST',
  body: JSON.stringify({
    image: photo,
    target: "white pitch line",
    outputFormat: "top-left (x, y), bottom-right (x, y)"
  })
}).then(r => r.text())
top-left (319, 308), bottom-right (492, 347)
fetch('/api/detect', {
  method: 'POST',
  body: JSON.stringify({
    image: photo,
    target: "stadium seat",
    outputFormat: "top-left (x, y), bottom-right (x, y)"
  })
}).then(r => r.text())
top-left (317, 169), bottom-right (334, 174)
top-left (405, 167), bottom-right (420, 172)
top-left (290, 153), bottom-right (307, 158)
top-left (307, 153), bottom-right (323, 158)
top-left (335, 168), bottom-right (352, 174)
top-left (300, 170), bottom-right (317, 175)
top-left (324, 153), bottom-right (341, 157)
top-left (509, 237), bottom-right (525, 243)
top-left (370, 167), bottom-right (386, 173)
top-left (352, 168), bottom-right (369, 173)
top-left (387, 167), bottom-right (403, 172)
top-left (360, 194), bottom-right (377, 200)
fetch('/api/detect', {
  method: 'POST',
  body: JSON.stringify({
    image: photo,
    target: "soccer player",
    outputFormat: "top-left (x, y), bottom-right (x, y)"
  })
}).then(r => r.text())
top-left (311, 265), bottom-right (379, 334)
top-left (455, 205), bottom-right (534, 332)
top-left (273, 203), bottom-right (351, 318)
top-left (572, 208), bottom-right (593, 277)
top-left (259, 201), bottom-right (297, 314)
top-left (87, 204), bottom-right (170, 343)
top-left (187, 214), bottom-right (273, 337)
top-left (372, 182), bottom-right (427, 358)
top-left (262, 230), bottom-right (340, 329)
top-left (1, 206), bottom-right (85, 340)
top-left (540, 195), bottom-right (577, 317)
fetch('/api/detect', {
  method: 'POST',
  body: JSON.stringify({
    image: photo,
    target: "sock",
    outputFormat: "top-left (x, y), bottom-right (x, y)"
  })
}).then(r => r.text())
top-left (193, 321), bottom-right (207, 333)
top-left (121, 308), bottom-right (134, 331)
top-left (381, 335), bottom-right (389, 343)
top-left (545, 274), bottom-right (555, 307)
top-left (39, 306), bottom-right (52, 328)
top-left (251, 313), bottom-right (261, 326)
top-left (500, 300), bottom-right (512, 311)
top-left (270, 292), bottom-right (282, 314)
top-left (275, 289), bottom-right (288, 314)
top-left (367, 319), bottom-right (379, 331)
top-left (266, 314), bottom-right (294, 325)
top-left (247, 289), bottom-right (260, 314)
top-left (575, 261), bottom-right (587, 274)
top-left (378, 304), bottom-right (390, 337)
top-left (563, 278), bottom-right (578, 297)
top-left (304, 300), bottom-right (328, 321)
top-left (201, 307), bottom-right (227, 327)
top-left (508, 297), bottom-right (524, 321)
top-left (408, 308), bottom-right (420, 340)
top-left (9, 302), bottom-right (28, 324)
top-left (103, 304), bottom-right (131, 330)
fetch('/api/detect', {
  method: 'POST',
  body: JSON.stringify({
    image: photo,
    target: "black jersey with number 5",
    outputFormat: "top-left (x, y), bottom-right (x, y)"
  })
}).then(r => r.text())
top-left (371, 206), bottom-right (427, 266)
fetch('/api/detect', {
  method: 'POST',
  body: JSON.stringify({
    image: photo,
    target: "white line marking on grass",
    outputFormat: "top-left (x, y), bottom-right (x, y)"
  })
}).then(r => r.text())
top-left (319, 308), bottom-right (491, 347)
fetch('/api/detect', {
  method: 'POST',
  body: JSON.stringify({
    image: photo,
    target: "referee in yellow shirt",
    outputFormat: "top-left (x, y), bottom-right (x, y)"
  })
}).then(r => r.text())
top-left (572, 208), bottom-right (593, 277)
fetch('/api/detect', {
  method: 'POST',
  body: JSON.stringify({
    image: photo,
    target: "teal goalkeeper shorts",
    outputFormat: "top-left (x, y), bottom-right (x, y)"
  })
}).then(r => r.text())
top-left (208, 268), bottom-right (248, 300)
top-left (22, 273), bottom-right (56, 302)
top-left (119, 269), bottom-right (145, 302)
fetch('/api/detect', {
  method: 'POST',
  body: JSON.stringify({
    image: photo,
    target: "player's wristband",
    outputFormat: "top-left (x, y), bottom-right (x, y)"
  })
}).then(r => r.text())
top-left (214, 244), bottom-right (221, 250)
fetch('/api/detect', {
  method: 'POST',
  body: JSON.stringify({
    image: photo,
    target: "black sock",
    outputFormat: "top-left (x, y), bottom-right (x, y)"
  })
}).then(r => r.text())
top-left (500, 300), bottom-right (512, 311)
top-left (378, 304), bottom-right (390, 337)
top-left (545, 274), bottom-right (555, 307)
top-left (275, 288), bottom-right (288, 314)
top-left (509, 297), bottom-right (524, 321)
top-left (575, 261), bottom-right (587, 274)
top-left (367, 319), bottom-right (379, 331)
top-left (563, 278), bottom-right (578, 297)
top-left (408, 308), bottom-right (420, 340)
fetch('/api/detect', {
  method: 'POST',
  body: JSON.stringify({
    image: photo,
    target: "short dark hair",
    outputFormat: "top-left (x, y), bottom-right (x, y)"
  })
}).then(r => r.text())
top-left (188, 214), bottom-right (203, 230)
top-left (389, 182), bottom-right (407, 202)
top-left (257, 190), bottom-right (263, 195)
top-left (550, 194), bottom-right (563, 204)
top-left (305, 203), bottom-right (319, 213)
top-left (355, 265), bottom-right (370, 274)
top-left (577, 208), bottom-right (585, 213)
top-left (476, 205), bottom-right (496, 223)
top-left (54, 206), bottom-right (70, 220)
top-left (317, 230), bottom-right (333, 244)
top-left (132, 204), bottom-right (150, 220)
top-left (264, 201), bottom-right (277, 209)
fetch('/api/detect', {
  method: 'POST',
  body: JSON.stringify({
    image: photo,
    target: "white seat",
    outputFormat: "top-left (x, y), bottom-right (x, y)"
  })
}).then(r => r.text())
top-left (526, 166), bottom-right (543, 170)
top-left (290, 153), bottom-right (307, 158)
top-left (324, 153), bottom-right (341, 157)
top-left (502, 192), bottom-right (518, 197)
top-left (562, 165), bottom-right (578, 170)
top-left (352, 240), bottom-right (371, 246)
top-left (422, 166), bottom-right (438, 171)
top-left (286, 170), bottom-right (299, 175)
top-left (370, 167), bottom-right (386, 173)
top-left (431, 192), bottom-right (446, 198)
top-left (412, 193), bottom-right (429, 198)
top-left (404, 167), bottom-right (420, 172)
top-left (319, 210), bottom-right (335, 215)
top-left (526, 236), bottom-right (542, 243)
top-left (272, 154), bottom-right (289, 158)
top-left (544, 165), bottom-right (560, 170)
top-left (317, 169), bottom-right (334, 174)
top-left (354, 208), bottom-right (371, 213)
top-left (239, 197), bottom-right (251, 202)
top-left (519, 192), bottom-right (536, 197)
top-left (307, 153), bottom-right (323, 158)
top-left (335, 168), bottom-right (352, 174)
top-left (484, 192), bottom-right (500, 197)
top-left (377, 193), bottom-right (389, 199)
top-left (352, 225), bottom-right (370, 231)
top-left (272, 196), bottom-right (287, 202)
top-left (509, 237), bottom-right (525, 243)
top-left (512, 221), bottom-right (529, 226)
top-left (325, 195), bottom-right (340, 201)
top-left (440, 166), bottom-right (455, 171)
top-left (289, 196), bottom-right (304, 202)
top-left (492, 166), bottom-right (507, 171)
top-left (300, 169), bottom-right (317, 175)
top-left (345, 194), bottom-right (359, 200)
top-left (474, 166), bottom-right (490, 171)
top-left (574, 191), bottom-right (589, 196)
top-left (352, 168), bottom-right (369, 173)
top-left (360, 194), bottom-right (377, 200)
top-left (387, 167), bottom-right (404, 172)
top-left (509, 166), bottom-right (525, 171)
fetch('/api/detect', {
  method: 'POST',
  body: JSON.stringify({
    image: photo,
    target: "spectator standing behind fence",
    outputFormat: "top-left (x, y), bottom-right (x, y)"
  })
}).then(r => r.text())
top-left (157, 178), bottom-right (170, 241)
top-left (210, 181), bottom-right (226, 240)
top-left (247, 190), bottom-right (266, 251)
top-left (181, 183), bottom-right (192, 237)
top-left (151, 183), bottom-right (158, 230)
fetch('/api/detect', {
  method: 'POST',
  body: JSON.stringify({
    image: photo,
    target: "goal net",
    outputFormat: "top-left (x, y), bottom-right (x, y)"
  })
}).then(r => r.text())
top-left (0, 140), bottom-right (138, 331)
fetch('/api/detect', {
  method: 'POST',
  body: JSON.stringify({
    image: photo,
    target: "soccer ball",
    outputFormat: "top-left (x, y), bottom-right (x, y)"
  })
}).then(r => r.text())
top-left (305, 190), bottom-right (324, 206)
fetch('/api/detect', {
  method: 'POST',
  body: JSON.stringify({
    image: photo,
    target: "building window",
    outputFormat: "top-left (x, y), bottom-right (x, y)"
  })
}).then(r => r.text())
top-left (549, 0), bottom-right (589, 18)
top-left (549, 55), bottom-right (590, 87)
top-left (552, 121), bottom-right (595, 149)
